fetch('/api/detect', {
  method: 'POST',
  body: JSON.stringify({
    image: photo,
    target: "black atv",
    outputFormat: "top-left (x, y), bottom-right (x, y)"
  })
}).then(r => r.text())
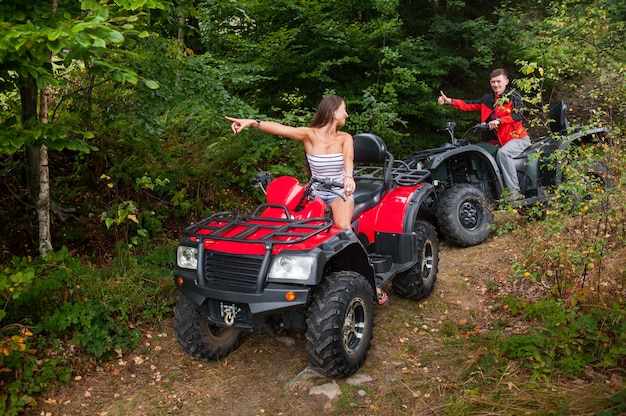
top-left (405, 100), bottom-right (611, 247)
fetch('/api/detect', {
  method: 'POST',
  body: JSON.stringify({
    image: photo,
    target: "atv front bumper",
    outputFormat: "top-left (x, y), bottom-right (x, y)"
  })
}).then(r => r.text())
top-left (174, 267), bottom-right (311, 330)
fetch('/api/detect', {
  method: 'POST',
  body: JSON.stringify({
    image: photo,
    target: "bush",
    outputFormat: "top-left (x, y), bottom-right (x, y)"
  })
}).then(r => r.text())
top-left (496, 135), bottom-right (626, 381)
top-left (500, 299), bottom-right (626, 380)
top-left (0, 243), bottom-right (176, 414)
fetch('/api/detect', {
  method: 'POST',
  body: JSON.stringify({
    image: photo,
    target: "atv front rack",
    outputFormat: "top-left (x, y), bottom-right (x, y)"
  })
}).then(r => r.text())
top-left (183, 204), bottom-right (334, 245)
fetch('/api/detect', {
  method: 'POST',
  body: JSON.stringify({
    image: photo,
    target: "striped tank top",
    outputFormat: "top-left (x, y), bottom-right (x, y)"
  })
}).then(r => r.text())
top-left (306, 153), bottom-right (345, 199)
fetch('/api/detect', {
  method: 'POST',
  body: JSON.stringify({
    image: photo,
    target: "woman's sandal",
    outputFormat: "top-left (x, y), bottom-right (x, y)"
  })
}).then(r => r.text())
top-left (376, 288), bottom-right (388, 305)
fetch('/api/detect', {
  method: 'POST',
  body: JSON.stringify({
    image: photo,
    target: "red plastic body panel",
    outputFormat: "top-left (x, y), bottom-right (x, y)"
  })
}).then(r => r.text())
top-left (188, 176), bottom-right (340, 256)
top-left (355, 184), bottom-right (421, 243)
top-left (262, 176), bottom-right (327, 220)
top-left (265, 176), bottom-right (305, 210)
top-left (185, 174), bottom-right (426, 256)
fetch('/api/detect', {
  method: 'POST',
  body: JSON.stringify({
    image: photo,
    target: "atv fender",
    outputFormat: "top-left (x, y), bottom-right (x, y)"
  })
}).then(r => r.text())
top-left (356, 182), bottom-right (437, 244)
top-left (428, 144), bottom-right (504, 198)
top-left (402, 182), bottom-right (438, 231)
top-left (313, 230), bottom-right (377, 289)
top-left (557, 127), bottom-right (610, 150)
top-left (427, 144), bottom-right (496, 170)
top-left (177, 285), bottom-right (209, 307)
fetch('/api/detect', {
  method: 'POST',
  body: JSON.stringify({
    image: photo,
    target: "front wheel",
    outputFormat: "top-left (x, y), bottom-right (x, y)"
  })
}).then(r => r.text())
top-left (437, 184), bottom-right (493, 247)
top-left (174, 292), bottom-right (244, 360)
top-left (305, 271), bottom-right (375, 378)
top-left (392, 221), bottom-right (439, 300)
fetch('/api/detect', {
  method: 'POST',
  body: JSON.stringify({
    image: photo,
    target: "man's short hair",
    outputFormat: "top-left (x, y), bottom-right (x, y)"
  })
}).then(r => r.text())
top-left (490, 68), bottom-right (509, 79)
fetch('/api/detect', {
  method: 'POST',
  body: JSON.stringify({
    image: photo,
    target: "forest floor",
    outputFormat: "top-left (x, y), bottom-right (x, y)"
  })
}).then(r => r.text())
top-left (26, 213), bottom-right (624, 416)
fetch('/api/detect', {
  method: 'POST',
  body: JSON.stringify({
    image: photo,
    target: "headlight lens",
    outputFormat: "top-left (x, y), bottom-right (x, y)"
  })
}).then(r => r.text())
top-left (177, 246), bottom-right (198, 270)
top-left (268, 255), bottom-right (315, 281)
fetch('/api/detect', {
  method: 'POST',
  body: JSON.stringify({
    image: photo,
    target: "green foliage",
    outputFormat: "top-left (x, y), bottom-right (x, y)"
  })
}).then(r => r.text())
top-left (597, 389), bottom-right (626, 416)
top-left (0, 262), bottom-right (35, 323)
top-left (346, 90), bottom-right (409, 154)
top-left (196, 0), bottom-right (502, 145)
top-left (0, 242), bottom-right (175, 415)
top-left (497, 0), bottom-right (626, 128)
top-left (39, 300), bottom-right (141, 359)
top-left (492, 129), bottom-right (626, 383)
top-left (0, 0), bottom-right (166, 155)
top-left (506, 140), bottom-right (623, 300)
top-left (500, 300), bottom-right (626, 380)
top-left (0, 325), bottom-right (72, 416)
top-left (1, 1), bottom-right (625, 413)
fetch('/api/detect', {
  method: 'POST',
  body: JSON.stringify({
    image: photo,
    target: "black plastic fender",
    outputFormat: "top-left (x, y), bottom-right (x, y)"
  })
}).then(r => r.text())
top-left (311, 229), bottom-right (376, 287)
top-left (427, 144), bottom-right (497, 171)
top-left (427, 144), bottom-right (504, 199)
top-left (402, 182), bottom-right (438, 232)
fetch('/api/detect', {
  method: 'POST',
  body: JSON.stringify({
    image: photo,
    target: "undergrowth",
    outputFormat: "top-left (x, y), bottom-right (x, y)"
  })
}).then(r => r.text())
top-left (448, 136), bottom-right (626, 414)
top-left (0, 242), bottom-right (177, 415)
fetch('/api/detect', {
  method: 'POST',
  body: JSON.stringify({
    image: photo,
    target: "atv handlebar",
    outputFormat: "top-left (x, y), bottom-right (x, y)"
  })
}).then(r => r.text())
top-left (251, 172), bottom-right (347, 211)
top-left (310, 177), bottom-right (346, 201)
top-left (445, 122), bottom-right (491, 146)
top-left (250, 171), bottom-right (273, 195)
top-left (293, 176), bottom-right (346, 211)
top-left (312, 176), bottom-right (345, 190)
top-left (467, 122), bottom-right (489, 135)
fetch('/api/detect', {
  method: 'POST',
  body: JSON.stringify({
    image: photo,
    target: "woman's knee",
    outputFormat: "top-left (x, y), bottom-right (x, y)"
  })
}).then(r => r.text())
top-left (330, 200), bottom-right (354, 229)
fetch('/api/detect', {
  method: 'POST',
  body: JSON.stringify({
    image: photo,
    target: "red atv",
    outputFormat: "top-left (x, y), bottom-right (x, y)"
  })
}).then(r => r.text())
top-left (173, 133), bottom-right (439, 378)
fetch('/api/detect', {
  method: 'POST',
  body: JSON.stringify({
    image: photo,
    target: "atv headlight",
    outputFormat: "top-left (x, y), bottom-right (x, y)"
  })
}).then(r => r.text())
top-left (268, 255), bottom-right (315, 281)
top-left (177, 246), bottom-right (198, 270)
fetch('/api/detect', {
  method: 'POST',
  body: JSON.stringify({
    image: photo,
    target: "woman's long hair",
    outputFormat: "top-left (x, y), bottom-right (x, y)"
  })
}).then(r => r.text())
top-left (310, 95), bottom-right (344, 128)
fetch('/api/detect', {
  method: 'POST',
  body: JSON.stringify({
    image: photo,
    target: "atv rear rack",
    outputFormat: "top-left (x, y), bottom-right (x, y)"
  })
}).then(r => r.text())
top-left (354, 162), bottom-right (431, 186)
top-left (183, 204), bottom-right (334, 245)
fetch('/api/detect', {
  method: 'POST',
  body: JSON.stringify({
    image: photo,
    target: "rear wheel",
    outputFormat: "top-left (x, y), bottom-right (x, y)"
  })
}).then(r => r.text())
top-left (437, 184), bottom-right (493, 247)
top-left (174, 292), bottom-right (244, 360)
top-left (305, 271), bottom-right (374, 378)
top-left (392, 221), bottom-right (439, 300)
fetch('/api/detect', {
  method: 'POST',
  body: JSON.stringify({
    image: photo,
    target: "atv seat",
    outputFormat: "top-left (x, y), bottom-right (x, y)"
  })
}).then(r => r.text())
top-left (509, 100), bottom-right (570, 182)
top-left (548, 100), bottom-right (569, 134)
top-left (351, 133), bottom-right (394, 219)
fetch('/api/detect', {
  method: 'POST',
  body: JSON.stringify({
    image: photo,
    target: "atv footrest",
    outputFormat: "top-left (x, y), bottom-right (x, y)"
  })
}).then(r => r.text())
top-left (369, 254), bottom-right (392, 274)
top-left (375, 231), bottom-right (417, 264)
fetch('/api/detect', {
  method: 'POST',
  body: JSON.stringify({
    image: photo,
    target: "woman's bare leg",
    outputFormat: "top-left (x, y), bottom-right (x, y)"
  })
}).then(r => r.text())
top-left (329, 197), bottom-right (354, 230)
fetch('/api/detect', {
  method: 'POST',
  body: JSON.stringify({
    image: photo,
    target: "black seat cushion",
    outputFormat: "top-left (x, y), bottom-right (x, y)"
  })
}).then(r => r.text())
top-left (352, 179), bottom-right (385, 219)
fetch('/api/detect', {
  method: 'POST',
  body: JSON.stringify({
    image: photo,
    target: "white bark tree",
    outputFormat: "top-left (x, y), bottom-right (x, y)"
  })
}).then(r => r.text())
top-left (0, 0), bottom-right (163, 256)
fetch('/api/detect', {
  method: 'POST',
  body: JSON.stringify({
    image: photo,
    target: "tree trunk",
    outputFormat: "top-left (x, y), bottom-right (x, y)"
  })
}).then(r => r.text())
top-left (19, 0), bottom-right (59, 257)
top-left (20, 81), bottom-right (40, 202)
top-left (178, 9), bottom-right (185, 50)
top-left (38, 85), bottom-right (53, 256)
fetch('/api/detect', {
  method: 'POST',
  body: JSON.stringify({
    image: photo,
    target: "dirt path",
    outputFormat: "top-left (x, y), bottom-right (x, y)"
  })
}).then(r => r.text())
top-left (28, 235), bottom-right (526, 416)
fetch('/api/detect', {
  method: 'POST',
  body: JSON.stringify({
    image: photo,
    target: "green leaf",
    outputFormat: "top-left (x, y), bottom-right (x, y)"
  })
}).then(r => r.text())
top-left (47, 27), bottom-right (64, 41)
top-left (144, 80), bottom-right (159, 89)
top-left (92, 38), bottom-right (106, 48)
top-left (107, 31), bottom-right (124, 44)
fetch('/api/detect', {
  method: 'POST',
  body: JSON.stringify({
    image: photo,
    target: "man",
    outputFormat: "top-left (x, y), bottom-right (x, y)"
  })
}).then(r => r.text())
top-left (438, 68), bottom-right (531, 200)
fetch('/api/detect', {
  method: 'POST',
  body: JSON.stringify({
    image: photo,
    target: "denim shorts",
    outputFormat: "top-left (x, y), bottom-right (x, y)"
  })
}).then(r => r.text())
top-left (315, 191), bottom-right (354, 206)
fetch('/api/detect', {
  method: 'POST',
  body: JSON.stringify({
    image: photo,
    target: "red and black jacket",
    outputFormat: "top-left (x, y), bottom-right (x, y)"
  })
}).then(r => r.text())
top-left (450, 88), bottom-right (528, 146)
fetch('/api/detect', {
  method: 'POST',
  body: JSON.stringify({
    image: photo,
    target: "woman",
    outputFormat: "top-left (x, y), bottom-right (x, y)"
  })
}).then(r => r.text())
top-left (226, 95), bottom-right (388, 305)
top-left (225, 94), bottom-right (355, 230)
